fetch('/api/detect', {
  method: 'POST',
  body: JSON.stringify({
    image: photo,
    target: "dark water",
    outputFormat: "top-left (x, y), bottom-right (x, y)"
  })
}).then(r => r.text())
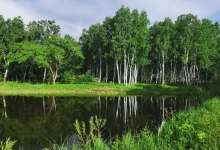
top-left (0, 95), bottom-right (202, 149)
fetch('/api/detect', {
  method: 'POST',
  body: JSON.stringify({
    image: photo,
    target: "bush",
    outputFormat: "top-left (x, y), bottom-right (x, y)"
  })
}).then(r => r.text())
top-left (75, 70), bottom-right (98, 84)
top-left (61, 70), bottom-right (97, 84)
top-left (62, 71), bottom-right (76, 84)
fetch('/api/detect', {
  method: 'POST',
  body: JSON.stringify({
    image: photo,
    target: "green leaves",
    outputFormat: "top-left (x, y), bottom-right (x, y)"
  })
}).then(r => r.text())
top-left (1, 8), bottom-right (220, 85)
top-left (38, 34), bottom-right (83, 85)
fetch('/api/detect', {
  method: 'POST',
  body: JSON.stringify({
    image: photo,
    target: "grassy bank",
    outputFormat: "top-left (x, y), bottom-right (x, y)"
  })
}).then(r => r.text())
top-left (0, 82), bottom-right (198, 96)
top-left (47, 98), bottom-right (220, 150)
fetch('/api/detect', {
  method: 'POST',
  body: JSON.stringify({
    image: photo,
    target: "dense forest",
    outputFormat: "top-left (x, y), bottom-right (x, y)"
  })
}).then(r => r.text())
top-left (0, 6), bottom-right (220, 85)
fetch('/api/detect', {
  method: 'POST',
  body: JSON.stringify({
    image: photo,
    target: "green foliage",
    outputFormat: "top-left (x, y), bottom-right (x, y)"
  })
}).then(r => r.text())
top-left (62, 71), bottom-right (76, 84)
top-left (74, 116), bottom-right (106, 146)
top-left (89, 116), bottom-right (106, 139)
top-left (43, 138), bottom-right (79, 150)
top-left (75, 71), bottom-right (98, 84)
top-left (0, 8), bottom-right (220, 86)
top-left (47, 98), bottom-right (220, 150)
top-left (156, 98), bottom-right (220, 149)
top-left (0, 138), bottom-right (16, 150)
top-left (74, 119), bottom-right (88, 145)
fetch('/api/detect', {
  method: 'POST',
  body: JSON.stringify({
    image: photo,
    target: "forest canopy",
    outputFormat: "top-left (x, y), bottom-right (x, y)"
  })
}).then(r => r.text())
top-left (0, 6), bottom-right (220, 86)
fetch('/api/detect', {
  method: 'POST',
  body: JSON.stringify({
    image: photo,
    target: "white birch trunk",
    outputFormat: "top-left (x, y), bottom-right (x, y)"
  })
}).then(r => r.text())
top-left (99, 49), bottom-right (102, 83)
top-left (3, 61), bottom-right (9, 81)
top-left (134, 64), bottom-right (138, 84)
top-left (115, 57), bottom-right (121, 84)
top-left (105, 59), bottom-right (108, 82)
top-left (43, 67), bottom-right (47, 83)
top-left (162, 52), bottom-right (165, 85)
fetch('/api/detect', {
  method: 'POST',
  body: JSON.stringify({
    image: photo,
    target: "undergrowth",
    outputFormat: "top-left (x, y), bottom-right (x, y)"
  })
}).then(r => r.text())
top-left (0, 138), bottom-right (16, 150)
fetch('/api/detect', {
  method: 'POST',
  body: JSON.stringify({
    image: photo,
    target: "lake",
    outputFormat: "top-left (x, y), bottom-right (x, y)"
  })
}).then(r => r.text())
top-left (0, 95), bottom-right (202, 149)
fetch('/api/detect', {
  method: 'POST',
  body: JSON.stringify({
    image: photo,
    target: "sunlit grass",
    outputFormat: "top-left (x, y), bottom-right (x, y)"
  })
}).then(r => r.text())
top-left (0, 81), bottom-right (198, 96)
top-left (0, 138), bottom-right (16, 150)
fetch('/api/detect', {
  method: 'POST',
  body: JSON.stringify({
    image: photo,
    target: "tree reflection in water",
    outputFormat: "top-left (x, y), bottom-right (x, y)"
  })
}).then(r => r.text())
top-left (0, 95), bottom-right (201, 149)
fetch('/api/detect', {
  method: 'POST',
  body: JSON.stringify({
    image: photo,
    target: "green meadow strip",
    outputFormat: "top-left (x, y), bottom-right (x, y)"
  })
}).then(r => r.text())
top-left (0, 82), bottom-right (198, 96)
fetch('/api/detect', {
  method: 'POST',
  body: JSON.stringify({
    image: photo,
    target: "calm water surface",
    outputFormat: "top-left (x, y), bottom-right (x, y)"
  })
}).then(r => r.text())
top-left (0, 95), bottom-right (202, 149)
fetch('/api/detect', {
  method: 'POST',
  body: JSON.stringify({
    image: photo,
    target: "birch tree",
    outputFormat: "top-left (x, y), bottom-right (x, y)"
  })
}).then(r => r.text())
top-left (0, 16), bottom-right (25, 81)
top-left (150, 18), bottom-right (173, 84)
top-left (111, 6), bottom-right (133, 85)
top-left (129, 9), bottom-right (150, 85)
top-left (35, 35), bottom-right (84, 85)
top-left (175, 14), bottom-right (200, 85)
top-left (80, 24), bottom-right (106, 82)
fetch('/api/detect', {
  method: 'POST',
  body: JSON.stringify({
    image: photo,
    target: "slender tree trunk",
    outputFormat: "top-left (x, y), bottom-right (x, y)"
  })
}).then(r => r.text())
top-left (156, 67), bottom-right (159, 84)
top-left (174, 56), bottom-right (177, 83)
top-left (120, 61), bottom-right (122, 83)
top-left (52, 72), bottom-right (57, 86)
top-left (162, 52), bottom-right (165, 85)
top-left (193, 62), bottom-right (196, 84)
top-left (184, 65), bottom-right (187, 84)
top-left (105, 59), bottom-right (108, 82)
top-left (150, 62), bottom-right (154, 83)
top-left (22, 66), bottom-right (27, 82)
top-left (170, 57), bottom-right (172, 83)
top-left (3, 61), bottom-right (9, 81)
top-left (99, 49), bottom-right (102, 83)
top-left (124, 56), bottom-right (128, 86)
top-left (43, 67), bottom-right (47, 83)
top-left (134, 64), bottom-right (138, 84)
top-left (185, 50), bottom-right (189, 85)
top-left (3, 69), bottom-right (8, 82)
top-left (113, 64), bottom-right (115, 83)
top-left (115, 57), bottom-right (121, 84)
top-left (129, 65), bottom-right (132, 85)
top-left (49, 68), bottom-right (58, 86)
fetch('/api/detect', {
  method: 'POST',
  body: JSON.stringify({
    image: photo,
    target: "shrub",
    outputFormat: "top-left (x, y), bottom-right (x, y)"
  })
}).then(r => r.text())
top-left (62, 71), bottom-right (76, 84)
top-left (75, 70), bottom-right (98, 84)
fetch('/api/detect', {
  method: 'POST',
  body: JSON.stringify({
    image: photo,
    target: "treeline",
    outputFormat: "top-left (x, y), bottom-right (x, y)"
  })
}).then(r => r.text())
top-left (1, 6), bottom-right (220, 85)
top-left (0, 16), bottom-right (84, 85)
top-left (80, 6), bottom-right (220, 85)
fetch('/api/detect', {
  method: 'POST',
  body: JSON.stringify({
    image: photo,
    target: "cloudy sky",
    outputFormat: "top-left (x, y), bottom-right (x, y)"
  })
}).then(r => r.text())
top-left (0, 0), bottom-right (220, 41)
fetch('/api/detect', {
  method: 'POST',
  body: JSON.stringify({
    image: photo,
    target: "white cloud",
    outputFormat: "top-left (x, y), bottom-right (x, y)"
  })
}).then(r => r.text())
top-left (0, 0), bottom-right (220, 41)
top-left (0, 0), bottom-right (40, 21)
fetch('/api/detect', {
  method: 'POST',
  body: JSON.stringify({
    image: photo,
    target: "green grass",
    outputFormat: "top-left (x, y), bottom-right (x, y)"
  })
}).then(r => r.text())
top-left (0, 82), bottom-right (198, 96)
top-left (46, 98), bottom-right (220, 150)
top-left (0, 138), bottom-right (16, 150)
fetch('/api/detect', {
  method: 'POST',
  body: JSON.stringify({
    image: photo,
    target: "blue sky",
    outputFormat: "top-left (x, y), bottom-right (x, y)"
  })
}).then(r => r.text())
top-left (0, 0), bottom-right (220, 41)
